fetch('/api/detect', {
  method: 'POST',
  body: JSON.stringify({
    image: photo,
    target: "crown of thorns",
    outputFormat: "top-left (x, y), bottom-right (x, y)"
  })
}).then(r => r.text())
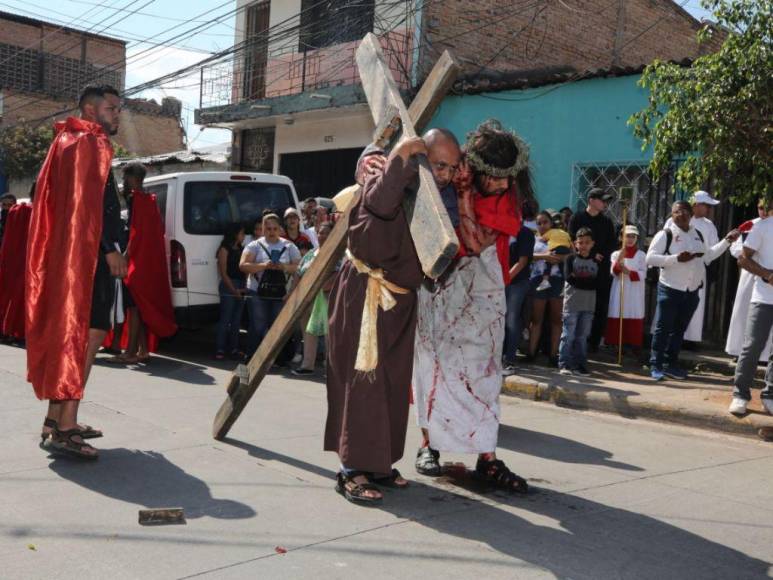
top-left (464, 129), bottom-right (530, 177)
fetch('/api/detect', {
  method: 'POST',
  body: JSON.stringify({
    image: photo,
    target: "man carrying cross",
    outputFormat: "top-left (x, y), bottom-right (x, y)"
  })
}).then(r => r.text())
top-left (325, 136), bottom-right (428, 504)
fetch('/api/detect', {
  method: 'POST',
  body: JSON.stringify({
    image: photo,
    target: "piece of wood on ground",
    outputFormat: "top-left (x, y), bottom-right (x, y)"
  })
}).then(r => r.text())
top-left (138, 508), bottom-right (186, 526)
top-left (356, 32), bottom-right (459, 280)
top-left (212, 40), bottom-right (461, 441)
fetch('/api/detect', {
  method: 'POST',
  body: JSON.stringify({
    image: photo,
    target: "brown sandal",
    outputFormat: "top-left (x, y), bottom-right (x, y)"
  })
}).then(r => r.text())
top-left (49, 428), bottom-right (99, 460)
top-left (335, 472), bottom-right (382, 505)
top-left (41, 418), bottom-right (102, 442)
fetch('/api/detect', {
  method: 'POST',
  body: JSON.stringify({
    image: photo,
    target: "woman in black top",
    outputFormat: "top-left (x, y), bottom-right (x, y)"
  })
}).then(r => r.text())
top-left (215, 224), bottom-right (246, 359)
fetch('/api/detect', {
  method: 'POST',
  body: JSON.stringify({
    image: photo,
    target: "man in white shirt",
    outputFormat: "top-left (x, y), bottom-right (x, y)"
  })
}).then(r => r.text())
top-left (728, 211), bottom-right (773, 416)
top-left (646, 201), bottom-right (739, 381)
top-left (663, 191), bottom-right (728, 342)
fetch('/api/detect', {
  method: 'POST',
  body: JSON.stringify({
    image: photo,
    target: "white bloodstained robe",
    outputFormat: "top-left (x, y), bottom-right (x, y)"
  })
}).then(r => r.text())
top-left (412, 246), bottom-right (504, 454)
top-left (725, 219), bottom-right (773, 361)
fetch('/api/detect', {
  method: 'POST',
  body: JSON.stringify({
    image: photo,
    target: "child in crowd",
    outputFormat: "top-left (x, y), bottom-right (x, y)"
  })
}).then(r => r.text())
top-left (533, 214), bottom-right (572, 291)
top-left (558, 227), bottom-right (599, 375)
top-left (605, 225), bottom-right (647, 354)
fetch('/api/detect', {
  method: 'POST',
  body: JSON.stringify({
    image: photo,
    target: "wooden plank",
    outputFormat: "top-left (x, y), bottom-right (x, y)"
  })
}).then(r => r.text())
top-left (407, 50), bottom-right (461, 134)
top-left (212, 43), bottom-right (461, 441)
top-left (138, 508), bottom-right (186, 526)
top-left (356, 33), bottom-right (459, 279)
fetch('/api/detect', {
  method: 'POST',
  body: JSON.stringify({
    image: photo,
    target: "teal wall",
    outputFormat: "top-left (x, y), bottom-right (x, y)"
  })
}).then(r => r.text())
top-left (428, 74), bottom-right (652, 211)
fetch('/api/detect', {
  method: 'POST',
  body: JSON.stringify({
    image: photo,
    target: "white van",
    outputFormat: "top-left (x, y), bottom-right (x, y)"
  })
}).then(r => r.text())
top-left (143, 171), bottom-right (300, 328)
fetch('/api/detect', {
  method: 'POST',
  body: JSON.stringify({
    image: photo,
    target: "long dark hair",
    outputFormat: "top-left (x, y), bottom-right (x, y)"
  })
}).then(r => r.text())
top-left (219, 223), bottom-right (244, 254)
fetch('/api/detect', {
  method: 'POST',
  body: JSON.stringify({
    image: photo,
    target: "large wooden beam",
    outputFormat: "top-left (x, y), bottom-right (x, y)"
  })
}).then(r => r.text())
top-left (212, 42), bottom-right (461, 441)
top-left (356, 33), bottom-right (459, 279)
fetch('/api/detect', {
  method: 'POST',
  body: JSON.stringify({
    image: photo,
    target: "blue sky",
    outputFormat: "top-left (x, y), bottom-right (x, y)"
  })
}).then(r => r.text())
top-left (0, 0), bottom-right (716, 148)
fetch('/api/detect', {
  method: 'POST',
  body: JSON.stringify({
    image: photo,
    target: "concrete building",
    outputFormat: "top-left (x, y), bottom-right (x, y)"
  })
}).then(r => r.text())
top-left (0, 10), bottom-right (185, 193)
top-left (195, 0), bottom-right (722, 202)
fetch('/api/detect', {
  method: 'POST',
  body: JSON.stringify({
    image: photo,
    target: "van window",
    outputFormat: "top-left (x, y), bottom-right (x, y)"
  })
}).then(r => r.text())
top-left (183, 181), bottom-right (294, 235)
top-left (145, 184), bottom-right (168, 227)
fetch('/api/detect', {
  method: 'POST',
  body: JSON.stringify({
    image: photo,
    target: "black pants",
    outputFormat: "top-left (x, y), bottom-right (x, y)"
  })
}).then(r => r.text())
top-left (589, 267), bottom-right (611, 347)
top-left (90, 253), bottom-right (115, 331)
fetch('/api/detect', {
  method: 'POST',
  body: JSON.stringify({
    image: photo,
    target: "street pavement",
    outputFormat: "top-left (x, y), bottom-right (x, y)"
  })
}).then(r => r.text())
top-left (1, 332), bottom-right (772, 580)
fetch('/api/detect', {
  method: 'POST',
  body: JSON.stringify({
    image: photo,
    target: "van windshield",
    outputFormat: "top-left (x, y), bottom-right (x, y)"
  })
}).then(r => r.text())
top-left (183, 181), bottom-right (294, 235)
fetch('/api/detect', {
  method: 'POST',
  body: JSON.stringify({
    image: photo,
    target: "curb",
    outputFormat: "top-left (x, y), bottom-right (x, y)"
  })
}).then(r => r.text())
top-left (502, 376), bottom-right (773, 440)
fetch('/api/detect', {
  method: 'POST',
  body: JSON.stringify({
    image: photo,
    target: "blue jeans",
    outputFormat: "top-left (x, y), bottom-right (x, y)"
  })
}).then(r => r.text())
top-left (503, 278), bottom-right (530, 363)
top-left (559, 310), bottom-right (594, 369)
top-left (247, 291), bottom-right (284, 356)
top-left (215, 279), bottom-right (246, 354)
top-left (649, 282), bottom-right (700, 370)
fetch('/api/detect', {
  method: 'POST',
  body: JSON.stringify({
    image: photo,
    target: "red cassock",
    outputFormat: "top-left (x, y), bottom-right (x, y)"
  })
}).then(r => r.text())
top-left (0, 203), bottom-right (32, 339)
top-left (124, 189), bottom-right (177, 347)
top-left (26, 117), bottom-right (114, 401)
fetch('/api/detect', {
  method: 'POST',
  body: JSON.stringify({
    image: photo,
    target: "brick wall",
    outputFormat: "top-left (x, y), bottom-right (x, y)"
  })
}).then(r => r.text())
top-left (419, 0), bottom-right (724, 80)
top-left (0, 11), bottom-right (125, 99)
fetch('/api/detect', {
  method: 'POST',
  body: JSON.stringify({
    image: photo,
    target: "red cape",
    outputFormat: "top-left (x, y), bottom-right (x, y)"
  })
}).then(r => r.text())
top-left (26, 117), bottom-right (114, 400)
top-left (125, 189), bottom-right (177, 340)
top-left (0, 203), bottom-right (32, 339)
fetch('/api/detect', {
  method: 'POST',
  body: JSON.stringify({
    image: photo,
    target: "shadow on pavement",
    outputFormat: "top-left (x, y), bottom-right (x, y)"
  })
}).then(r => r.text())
top-left (379, 479), bottom-right (771, 579)
top-left (221, 438), bottom-right (336, 481)
top-left (48, 448), bottom-right (256, 520)
top-left (498, 425), bottom-right (645, 471)
top-left (94, 354), bottom-right (216, 386)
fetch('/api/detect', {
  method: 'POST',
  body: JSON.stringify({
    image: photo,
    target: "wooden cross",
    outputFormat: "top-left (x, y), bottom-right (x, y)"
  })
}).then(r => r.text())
top-left (212, 35), bottom-right (460, 440)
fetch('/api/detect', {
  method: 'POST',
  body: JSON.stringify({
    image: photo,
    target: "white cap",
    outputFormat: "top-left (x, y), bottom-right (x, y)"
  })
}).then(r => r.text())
top-left (692, 190), bottom-right (720, 205)
top-left (623, 225), bottom-right (639, 236)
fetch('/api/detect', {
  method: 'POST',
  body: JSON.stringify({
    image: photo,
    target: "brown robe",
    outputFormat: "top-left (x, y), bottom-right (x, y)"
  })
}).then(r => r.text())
top-left (325, 154), bottom-right (423, 474)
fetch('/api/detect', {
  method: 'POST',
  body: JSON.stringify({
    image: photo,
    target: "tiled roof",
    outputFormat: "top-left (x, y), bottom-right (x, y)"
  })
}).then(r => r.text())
top-left (456, 59), bottom-right (693, 95)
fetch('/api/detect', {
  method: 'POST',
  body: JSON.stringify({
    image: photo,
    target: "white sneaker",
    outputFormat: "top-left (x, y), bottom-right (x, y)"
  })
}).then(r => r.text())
top-left (536, 278), bottom-right (551, 292)
top-left (728, 397), bottom-right (748, 416)
top-left (559, 367), bottom-right (573, 376)
top-left (762, 399), bottom-right (773, 415)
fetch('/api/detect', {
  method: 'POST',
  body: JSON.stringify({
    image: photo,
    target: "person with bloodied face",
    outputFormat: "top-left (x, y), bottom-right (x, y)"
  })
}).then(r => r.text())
top-left (411, 119), bottom-right (530, 493)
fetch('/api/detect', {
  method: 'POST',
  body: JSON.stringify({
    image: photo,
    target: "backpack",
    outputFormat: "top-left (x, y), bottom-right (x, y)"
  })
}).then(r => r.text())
top-left (256, 243), bottom-right (288, 300)
top-left (646, 228), bottom-right (705, 284)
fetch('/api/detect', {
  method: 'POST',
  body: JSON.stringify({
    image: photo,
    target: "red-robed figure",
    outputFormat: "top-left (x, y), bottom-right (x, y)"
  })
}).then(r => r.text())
top-left (27, 85), bottom-right (127, 460)
top-left (0, 201), bottom-right (32, 340)
top-left (107, 162), bottom-right (176, 362)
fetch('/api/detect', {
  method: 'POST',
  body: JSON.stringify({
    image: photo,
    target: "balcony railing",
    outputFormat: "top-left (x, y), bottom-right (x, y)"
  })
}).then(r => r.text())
top-left (199, 30), bottom-right (413, 111)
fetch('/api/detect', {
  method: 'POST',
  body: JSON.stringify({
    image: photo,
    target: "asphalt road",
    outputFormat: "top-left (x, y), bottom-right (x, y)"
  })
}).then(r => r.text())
top-left (1, 331), bottom-right (772, 580)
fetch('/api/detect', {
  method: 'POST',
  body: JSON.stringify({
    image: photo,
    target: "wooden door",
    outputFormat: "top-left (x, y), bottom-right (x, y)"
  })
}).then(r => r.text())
top-left (243, 1), bottom-right (270, 100)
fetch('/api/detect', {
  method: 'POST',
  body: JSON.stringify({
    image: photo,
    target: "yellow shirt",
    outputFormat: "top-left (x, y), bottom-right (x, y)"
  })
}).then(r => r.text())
top-left (542, 228), bottom-right (572, 251)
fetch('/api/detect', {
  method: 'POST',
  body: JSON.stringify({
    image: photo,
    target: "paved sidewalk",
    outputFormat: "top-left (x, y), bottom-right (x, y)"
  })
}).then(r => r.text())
top-left (503, 349), bottom-right (773, 440)
top-left (1, 340), bottom-right (773, 579)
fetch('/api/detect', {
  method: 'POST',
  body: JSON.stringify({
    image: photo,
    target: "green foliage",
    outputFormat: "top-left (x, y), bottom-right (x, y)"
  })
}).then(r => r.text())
top-left (0, 124), bottom-right (134, 180)
top-left (629, 0), bottom-right (772, 204)
top-left (0, 124), bottom-right (54, 180)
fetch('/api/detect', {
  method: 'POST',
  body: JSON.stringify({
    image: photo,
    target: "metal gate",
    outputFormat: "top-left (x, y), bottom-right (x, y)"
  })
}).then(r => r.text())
top-left (570, 161), bottom-right (743, 347)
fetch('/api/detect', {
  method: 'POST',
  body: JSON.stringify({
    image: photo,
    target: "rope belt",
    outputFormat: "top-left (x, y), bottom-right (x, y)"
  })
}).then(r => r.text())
top-left (346, 249), bottom-right (410, 373)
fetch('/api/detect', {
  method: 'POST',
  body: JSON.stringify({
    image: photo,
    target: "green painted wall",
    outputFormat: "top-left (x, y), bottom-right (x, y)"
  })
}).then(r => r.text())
top-left (428, 73), bottom-right (652, 211)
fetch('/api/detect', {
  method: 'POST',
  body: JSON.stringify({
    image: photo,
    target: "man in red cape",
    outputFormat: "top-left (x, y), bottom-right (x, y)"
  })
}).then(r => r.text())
top-left (27, 85), bottom-right (127, 460)
top-left (108, 162), bottom-right (177, 363)
top-left (0, 199), bottom-right (32, 341)
top-left (412, 119), bottom-right (530, 493)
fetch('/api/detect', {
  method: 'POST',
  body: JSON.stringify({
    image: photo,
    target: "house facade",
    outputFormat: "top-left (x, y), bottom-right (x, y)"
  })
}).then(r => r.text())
top-left (0, 10), bottom-right (186, 193)
top-left (196, 0), bottom-right (721, 202)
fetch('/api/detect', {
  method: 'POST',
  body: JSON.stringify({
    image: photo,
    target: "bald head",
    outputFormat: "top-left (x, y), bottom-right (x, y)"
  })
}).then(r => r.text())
top-left (423, 128), bottom-right (461, 188)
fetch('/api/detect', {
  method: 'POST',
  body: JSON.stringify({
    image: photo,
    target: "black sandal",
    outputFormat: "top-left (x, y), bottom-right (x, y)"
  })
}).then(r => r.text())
top-left (370, 468), bottom-right (408, 489)
top-left (41, 419), bottom-right (102, 442)
top-left (475, 458), bottom-right (529, 494)
top-left (415, 446), bottom-right (441, 476)
top-left (48, 428), bottom-right (99, 460)
top-left (335, 472), bottom-right (382, 505)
